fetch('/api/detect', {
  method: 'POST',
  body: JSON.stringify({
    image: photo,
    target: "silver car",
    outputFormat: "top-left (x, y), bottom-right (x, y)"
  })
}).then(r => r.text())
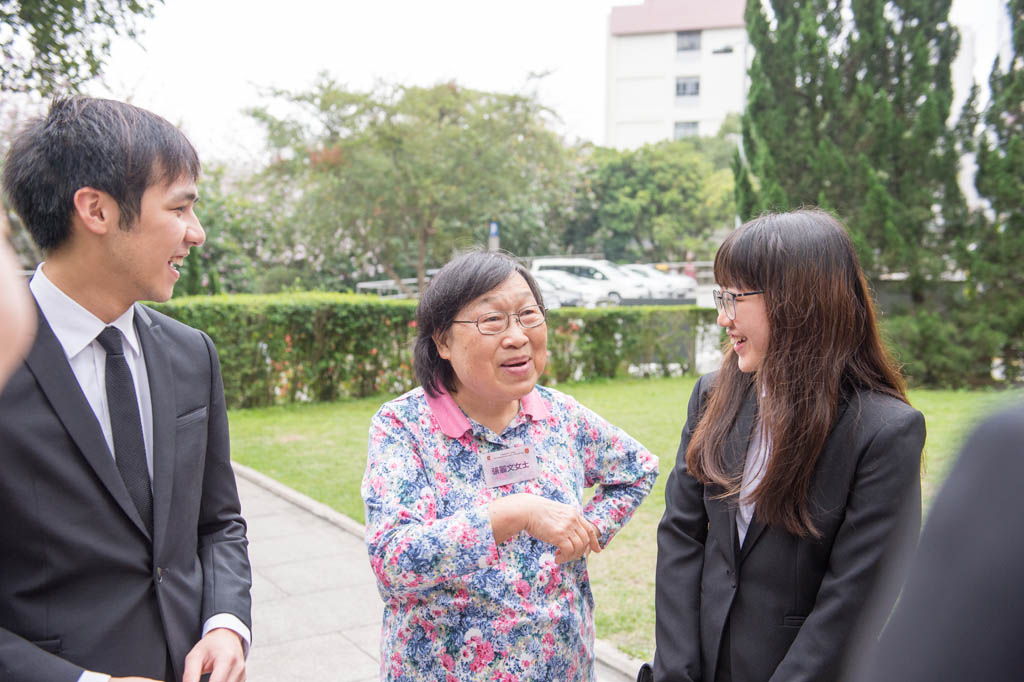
top-left (621, 263), bottom-right (697, 299)
top-left (532, 270), bottom-right (605, 308)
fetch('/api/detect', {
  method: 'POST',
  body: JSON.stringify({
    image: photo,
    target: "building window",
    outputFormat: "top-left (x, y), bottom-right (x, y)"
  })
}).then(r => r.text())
top-left (674, 121), bottom-right (699, 139)
top-left (676, 76), bottom-right (700, 97)
top-left (676, 30), bottom-right (701, 52)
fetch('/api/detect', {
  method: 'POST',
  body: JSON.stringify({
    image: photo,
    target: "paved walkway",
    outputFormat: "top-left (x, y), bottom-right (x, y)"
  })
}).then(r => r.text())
top-left (234, 463), bottom-right (642, 682)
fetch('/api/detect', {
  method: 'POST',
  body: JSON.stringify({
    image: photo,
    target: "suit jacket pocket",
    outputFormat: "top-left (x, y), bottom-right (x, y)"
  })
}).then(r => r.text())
top-left (176, 406), bottom-right (209, 428)
top-left (783, 615), bottom-right (807, 628)
top-left (176, 406), bottom-right (209, 481)
top-left (32, 637), bottom-right (62, 654)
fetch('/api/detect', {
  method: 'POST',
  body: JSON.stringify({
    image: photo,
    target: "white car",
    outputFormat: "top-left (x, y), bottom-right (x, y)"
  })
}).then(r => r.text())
top-left (531, 272), bottom-right (568, 309)
top-left (597, 260), bottom-right (672, 299)
top-left (530, 257), bottom-right (649, 304)
top-left (532, 270), bottom-right (606, 308)
top-left (621, 263), bottom-right (698, 299)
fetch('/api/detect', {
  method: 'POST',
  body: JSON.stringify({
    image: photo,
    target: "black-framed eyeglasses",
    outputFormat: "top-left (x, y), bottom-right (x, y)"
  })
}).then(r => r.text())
top-left (713, 288), bottom-right (764, 320)
top-left (452, 304), bottom-right (547, 335)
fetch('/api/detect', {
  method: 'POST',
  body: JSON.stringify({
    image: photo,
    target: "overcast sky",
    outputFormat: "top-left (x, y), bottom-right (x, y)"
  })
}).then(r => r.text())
top-left (88, 0), bottom-right (1010, 166)
top-left (89, 0), bottom-right (634, 164)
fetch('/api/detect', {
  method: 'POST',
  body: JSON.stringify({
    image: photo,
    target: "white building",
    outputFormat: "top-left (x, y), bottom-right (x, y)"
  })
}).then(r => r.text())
top-left (603, 0), bottom-right (1011, 155)
top-left (604, 0), bottom-right (749, 149)
top-left (951, 0), bottom-right (1014, 114)
top-left (949, 0), bottom-right (1013, 209)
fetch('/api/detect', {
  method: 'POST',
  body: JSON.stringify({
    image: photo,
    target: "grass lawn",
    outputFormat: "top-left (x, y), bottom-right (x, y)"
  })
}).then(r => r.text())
top-left (229, 376), bottom-right (1022, 660)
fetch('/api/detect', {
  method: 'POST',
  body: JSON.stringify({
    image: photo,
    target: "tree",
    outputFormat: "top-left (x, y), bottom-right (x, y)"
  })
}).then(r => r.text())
top-left (957, 0), bottom-right (1024, 383)
top-left (1, 0), bottom-right (162, 273)
top-left (1, 0), bottom-right (162, 95)
top-left (173, 165), bottom-right (287, 296)
top-left (735, 0), bottom-right (966, 306)
top-left (1, 101), bottom-right (46, 268)
top-left (565, 138), bottom-right (734, 262)
top-left (247, 77), bottom-right (573, 292)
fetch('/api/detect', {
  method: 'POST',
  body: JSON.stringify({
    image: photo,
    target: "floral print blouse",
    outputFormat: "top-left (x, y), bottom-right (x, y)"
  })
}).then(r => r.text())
top-left (362, 384), bottom-right (658, 681)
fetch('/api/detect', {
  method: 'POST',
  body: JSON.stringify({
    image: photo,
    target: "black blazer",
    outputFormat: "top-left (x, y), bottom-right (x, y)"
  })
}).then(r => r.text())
top-left (0, 303), bottom-right (252, 682)
top-left (853, 403), bottom-right (1024, 682)
top-left (652, 372), bottom-right (924, 682)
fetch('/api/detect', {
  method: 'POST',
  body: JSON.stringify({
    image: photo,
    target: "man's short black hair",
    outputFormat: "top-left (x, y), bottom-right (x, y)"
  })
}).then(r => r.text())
top-left (414, 250), bottom-right (545, 397)
top-left (2, 96), bottom-right (201, 253)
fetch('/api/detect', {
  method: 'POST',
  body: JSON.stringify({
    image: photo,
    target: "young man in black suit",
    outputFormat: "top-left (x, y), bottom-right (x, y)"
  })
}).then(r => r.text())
top-left (0, 97), bottom-right (252, 682)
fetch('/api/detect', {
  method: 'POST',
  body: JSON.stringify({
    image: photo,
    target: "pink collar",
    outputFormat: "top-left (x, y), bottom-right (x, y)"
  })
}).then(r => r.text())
top-left (424, 384), bottom-right (549, 438)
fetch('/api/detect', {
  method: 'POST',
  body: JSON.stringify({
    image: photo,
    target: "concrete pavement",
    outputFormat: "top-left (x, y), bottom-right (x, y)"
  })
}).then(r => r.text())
top-left (234, 463), bottom-right (642, 682)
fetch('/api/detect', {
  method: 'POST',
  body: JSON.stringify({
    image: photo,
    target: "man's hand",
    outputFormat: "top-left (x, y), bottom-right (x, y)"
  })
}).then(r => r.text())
top-left (182, 627), bottom-right (245, 682)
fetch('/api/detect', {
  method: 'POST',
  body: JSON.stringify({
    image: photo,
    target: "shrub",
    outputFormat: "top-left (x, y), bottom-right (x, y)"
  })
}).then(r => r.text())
top-left (883, 310), bottom-right (1004, 389)
top-left (152, 294), bottom-right (718, 408)
top-left (546, 306), bottom-right (717, 382)
top-left (152, 293), bottom-right (418, 407)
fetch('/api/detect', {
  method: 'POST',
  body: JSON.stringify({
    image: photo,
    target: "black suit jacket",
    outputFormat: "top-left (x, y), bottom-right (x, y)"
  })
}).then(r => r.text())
top-left (652, 372), bottom-right (924, 682)
top-left (0, 302), bottom-right (252, 682)
top-left (852, 402), bottom-right (1024, 682)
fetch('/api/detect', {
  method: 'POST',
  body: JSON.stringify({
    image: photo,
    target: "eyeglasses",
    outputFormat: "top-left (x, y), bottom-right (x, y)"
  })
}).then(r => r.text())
top-left (452, 304), bottom-right (547, 335)
top-left (713, 288), bottom-right (764, 320)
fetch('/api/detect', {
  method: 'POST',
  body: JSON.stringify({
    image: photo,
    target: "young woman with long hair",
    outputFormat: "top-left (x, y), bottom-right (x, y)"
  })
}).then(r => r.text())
top-left (649, 209), bottom-right (925, 682)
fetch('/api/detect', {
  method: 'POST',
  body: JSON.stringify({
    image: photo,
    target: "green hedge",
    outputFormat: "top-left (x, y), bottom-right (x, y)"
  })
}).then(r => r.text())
top-left (151, 293), bottom-right (718, 408)
top-left (151, 293), bottom-right (418, 407)
top-left (545, 306), bottom-right (717, 383)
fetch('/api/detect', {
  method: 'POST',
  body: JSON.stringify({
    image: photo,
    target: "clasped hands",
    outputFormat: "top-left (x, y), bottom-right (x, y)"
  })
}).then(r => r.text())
top-left (490, 493), bottom-right (602, 563)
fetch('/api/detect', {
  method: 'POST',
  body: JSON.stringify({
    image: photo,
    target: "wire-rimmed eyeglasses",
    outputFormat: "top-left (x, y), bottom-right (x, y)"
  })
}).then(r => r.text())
top-left (713, 289), bottom-right (764, 320)
top-left (452, 304), bottom-right (547, 335)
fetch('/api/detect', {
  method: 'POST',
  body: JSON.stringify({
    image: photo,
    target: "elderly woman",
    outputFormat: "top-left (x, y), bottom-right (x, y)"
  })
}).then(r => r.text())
top-left (362, 250), bottom-right (658, 681)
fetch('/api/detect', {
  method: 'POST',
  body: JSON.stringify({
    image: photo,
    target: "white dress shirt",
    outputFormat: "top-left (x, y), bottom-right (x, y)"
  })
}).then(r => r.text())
top-left (737, 422), bottom-right (771, 547)
top-left (29, 266), bottom-right (250, 682)
top-left (30, 266), bottom-right (155, 479)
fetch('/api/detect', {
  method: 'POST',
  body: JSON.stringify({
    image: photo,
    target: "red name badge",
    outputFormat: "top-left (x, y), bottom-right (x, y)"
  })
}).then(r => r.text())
top-left (480, 444), bottom-right (539, 488)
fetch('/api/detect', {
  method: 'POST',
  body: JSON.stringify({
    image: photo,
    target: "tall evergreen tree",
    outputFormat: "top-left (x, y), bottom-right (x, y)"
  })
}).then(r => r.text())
top-left (960, 0), bottom-right (1023, 382)
top-left (736, 0), bottom-right (965, 305)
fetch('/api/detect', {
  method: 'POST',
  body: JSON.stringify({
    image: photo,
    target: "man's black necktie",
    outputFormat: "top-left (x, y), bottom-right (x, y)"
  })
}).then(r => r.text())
top-left (97, 326), bottom-right (153, 534)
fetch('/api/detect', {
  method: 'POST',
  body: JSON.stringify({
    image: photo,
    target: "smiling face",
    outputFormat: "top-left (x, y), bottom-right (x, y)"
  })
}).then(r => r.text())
top-left (718, 286), bottom-right (770, 374)
top-left (434, 273), bottom-right (548, 421)
top-left (104, 174), bottom-right (205, 309)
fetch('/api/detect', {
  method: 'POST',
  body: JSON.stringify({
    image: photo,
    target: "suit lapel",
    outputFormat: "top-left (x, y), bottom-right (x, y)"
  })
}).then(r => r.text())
top-left (738, 517), bottom-right (766, 562)
top-left (135, 305), bottom-right (176, 553)
top-left (737, 393), bottom-right (855, 562)
top-left (710, 385), bottom-right (759, 570)
top-left (26, 308), bottom-right (151, 537)
top-left (730, 389), bottom-right (760, 563)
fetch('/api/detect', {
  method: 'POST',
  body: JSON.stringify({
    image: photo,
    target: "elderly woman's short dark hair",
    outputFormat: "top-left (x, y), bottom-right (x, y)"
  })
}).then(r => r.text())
top-left (414, 250), bottom-right (544, 397)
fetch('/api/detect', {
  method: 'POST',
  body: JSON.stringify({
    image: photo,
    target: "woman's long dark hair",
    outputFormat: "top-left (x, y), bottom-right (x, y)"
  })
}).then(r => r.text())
top-left (686, 209), bottom-right (908, 537)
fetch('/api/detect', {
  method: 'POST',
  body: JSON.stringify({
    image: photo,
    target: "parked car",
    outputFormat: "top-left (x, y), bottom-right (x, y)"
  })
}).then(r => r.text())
top-left (590, 260), bottom-right (660, 298)
top-left (621, 263), bottom-right (698, 299)
top-left (538, 288), bottom-right (564, 310)
top-left (599, 260), bottom-right (680, 299)
top-left (532, 270), bottom-right (606, 308)
top-left (530, 257), bottom-right (648, 304)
